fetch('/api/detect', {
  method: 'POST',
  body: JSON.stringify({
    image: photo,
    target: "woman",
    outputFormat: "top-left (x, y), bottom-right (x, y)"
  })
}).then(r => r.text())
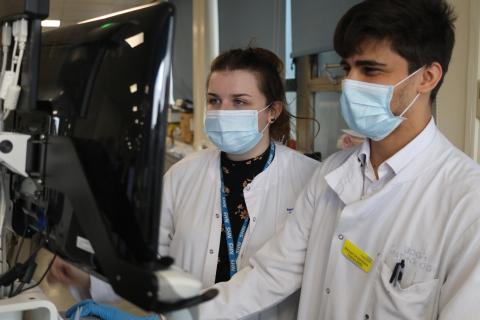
top-left (156, 47), bottom-right (317, 319)
top-left (51, 48), bottom-right (318, 320)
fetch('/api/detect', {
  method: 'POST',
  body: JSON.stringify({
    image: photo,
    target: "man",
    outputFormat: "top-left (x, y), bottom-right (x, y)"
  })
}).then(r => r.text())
top-left (197, 0), bottom-right (480, 319)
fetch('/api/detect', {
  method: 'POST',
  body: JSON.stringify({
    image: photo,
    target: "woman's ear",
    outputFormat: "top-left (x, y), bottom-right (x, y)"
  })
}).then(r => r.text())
top-left (269, 101), bottom-right (283, 122)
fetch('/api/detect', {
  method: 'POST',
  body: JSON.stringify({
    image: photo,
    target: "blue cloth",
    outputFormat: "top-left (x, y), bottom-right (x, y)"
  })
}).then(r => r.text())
top-left (66, 300), bottom-right (159, 320)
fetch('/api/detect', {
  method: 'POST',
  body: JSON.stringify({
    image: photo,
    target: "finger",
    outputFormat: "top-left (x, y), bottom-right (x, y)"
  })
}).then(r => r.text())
top-left (48, 266), bottom-right (72, 285)
top-left (47, 266), bottom-right (63, 283)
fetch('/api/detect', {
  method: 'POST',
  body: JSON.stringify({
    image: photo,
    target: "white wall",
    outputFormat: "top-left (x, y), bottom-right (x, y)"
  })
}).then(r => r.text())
top-left (436, 0), bottom-right (478, 158)
top-left (476, 118), bottom-right (480, 161)
top-left (477, 2), bottom-right (480, 163)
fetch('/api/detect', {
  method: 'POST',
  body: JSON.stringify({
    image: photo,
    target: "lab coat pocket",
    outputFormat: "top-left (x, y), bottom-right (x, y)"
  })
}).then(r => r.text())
top-left (370, 262), bottom-right (439, 320)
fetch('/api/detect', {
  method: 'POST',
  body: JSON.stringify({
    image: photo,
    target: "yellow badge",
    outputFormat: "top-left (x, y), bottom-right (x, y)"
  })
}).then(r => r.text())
top-left (341, 239), bottom-right (374, 273)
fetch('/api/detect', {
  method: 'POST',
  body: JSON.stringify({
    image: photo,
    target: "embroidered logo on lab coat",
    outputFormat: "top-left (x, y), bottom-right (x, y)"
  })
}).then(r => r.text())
top-left (388, 246), bottom-right (433, 273)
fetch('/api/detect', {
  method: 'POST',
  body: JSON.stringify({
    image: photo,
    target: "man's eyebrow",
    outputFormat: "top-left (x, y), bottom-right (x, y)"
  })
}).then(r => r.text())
top-left (354, 60), bottom-right (387, 67)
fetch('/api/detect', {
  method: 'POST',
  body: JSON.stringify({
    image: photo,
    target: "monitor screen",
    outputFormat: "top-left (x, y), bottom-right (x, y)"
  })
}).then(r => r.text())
top-left (7, 1), bottom-right (175, 302)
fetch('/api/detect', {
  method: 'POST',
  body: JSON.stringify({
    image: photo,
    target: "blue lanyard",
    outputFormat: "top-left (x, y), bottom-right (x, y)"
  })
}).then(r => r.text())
top-left (220, 142), bottom-right (275, 278)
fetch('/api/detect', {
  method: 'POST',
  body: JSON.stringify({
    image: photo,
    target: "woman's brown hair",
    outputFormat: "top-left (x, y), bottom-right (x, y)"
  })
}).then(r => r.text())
top-left (208, 47), bottom-right (291, 142)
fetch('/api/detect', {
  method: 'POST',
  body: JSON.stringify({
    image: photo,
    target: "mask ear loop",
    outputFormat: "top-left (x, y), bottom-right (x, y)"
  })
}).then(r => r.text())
top-left (394, 66), bottom-right (424, 88)
top-left (399, 92), bottom-right (421, 119)
top-left (257, 103), bottom-right (272, 114)
top-left (395, 66), bottom-right (424, 119)
top-left (259, 103), bottom-right (275, 134)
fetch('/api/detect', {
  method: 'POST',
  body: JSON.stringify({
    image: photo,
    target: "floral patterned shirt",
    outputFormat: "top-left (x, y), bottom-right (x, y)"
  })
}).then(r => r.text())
top-left (215, 144), bottom-right (271, 283)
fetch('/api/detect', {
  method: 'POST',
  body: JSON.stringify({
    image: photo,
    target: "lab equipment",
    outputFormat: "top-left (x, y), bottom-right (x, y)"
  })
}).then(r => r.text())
top-left (0, 0), bottom-right (216, 318)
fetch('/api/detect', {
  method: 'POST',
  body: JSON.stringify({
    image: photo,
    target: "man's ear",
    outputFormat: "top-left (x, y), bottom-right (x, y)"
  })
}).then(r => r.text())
top-left (418, 62), bottom-right (443, 95)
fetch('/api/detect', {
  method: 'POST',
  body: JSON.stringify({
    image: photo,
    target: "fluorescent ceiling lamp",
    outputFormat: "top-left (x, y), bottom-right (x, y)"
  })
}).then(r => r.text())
top-left (125, 32), bottom-right (144, 48)
top-left (129, 83), bottom-right (138, 93)
top-left (41, 20), bottom-right (61, 28)
top-left (78, 3), bottom-right (157, 24)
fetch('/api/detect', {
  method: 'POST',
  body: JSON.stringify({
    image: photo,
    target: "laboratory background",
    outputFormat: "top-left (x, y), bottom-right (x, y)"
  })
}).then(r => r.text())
top-left (0, 0), bottom-right (478, 319)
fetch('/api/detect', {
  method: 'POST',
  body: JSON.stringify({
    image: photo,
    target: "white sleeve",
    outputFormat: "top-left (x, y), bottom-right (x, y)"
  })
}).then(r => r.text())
top-left (158, 169), bottom-right (175, 257)
top-left (89, 275), bottom-right (121, 303)
top-left (197, 175), bottom-right (318, 319)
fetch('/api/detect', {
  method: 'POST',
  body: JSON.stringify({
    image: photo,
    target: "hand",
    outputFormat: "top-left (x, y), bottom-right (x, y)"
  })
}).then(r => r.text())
top-left (47, 257), bottom-right (90, 293)
top-left (337, 133), bottom-right (365, 150)
top-left (66, 300), bottom-right (159, 320)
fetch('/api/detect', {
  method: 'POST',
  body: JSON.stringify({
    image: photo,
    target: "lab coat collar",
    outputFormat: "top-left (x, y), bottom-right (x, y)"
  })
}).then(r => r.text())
top-left (383, 117), bottom-right (436, 175)
top-left (326, 117), bottom-right (437, 205)
top-left (324, 153), bottom-right (364, 205)
top-left (356, 117), bottom-right (436, 175)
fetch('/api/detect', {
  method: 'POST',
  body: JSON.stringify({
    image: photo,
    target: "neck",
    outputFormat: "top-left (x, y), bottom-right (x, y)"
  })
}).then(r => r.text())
top-left (227, 134), bottom-right (271, 161)
top-left (370, 102), bottom-right (431, 174)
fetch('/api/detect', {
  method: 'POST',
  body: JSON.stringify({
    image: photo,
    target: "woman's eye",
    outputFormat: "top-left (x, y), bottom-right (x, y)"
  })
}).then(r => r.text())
top-left (233, 99), bottom-right (247, 106)
top-left (207, 97), bottom-right (220, 105)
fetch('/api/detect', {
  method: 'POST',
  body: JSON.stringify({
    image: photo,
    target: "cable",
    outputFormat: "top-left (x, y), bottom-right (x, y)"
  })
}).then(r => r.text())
top-left (15, 255), bottom-right (56, 295)
top-left (13, 45), bottom-right (24, 85)
top-left (0, 22), bottom-right (12, 129)
top-left (1, 19), bottom-right (27, 116)
top-left (2, 109), bottom-right (9, 121)
top-left (8, 233), bottom-right (26, 297)
top-left (3, 19), bottom-right (27, 114)
top-left (11, 280), bottom-right (24, 296)
top-left (9, 40), bottom-right (17, 72)
top-left (6, 232), bottom-right (44, 297)
top-left (286, 94), bottom-right (321, 138)
top-left (1, 22), bottom-right (11, 83)
top-left (12, 20), bottom-right (27, 86)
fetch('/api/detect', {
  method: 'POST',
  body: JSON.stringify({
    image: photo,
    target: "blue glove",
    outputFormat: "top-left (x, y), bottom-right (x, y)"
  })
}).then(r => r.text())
top-left (66, 300), bottom-right (159, 320)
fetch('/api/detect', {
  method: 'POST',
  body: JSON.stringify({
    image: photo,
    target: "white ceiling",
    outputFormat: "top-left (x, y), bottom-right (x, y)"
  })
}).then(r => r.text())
top-left (47, 0), bottom-right (154, 27)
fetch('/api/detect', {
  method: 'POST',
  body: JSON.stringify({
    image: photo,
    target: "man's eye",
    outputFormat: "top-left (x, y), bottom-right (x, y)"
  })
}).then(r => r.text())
top-left (363, 67), bottom-right (381, 75)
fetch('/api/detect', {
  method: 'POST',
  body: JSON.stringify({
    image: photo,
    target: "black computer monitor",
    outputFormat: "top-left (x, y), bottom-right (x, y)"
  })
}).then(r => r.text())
top-left (4, 1), bottom-right (186, 311)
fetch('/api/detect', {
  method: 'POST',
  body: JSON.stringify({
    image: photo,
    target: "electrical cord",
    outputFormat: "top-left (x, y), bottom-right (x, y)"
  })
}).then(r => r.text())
top-left (11, 234), bottom-right (45, 296)
top-left (2, 19), bottom-right (28, 120)
top-left (286, 94), bottom-right (321, 138)
top-left (14, 255), bottom-right (56, 295)
top-left (8, 228), bottom-right (27, 297)
top-left (5, 233), bottom-right (45, 297)
top-left (7, 220), bottom-right (52, 298)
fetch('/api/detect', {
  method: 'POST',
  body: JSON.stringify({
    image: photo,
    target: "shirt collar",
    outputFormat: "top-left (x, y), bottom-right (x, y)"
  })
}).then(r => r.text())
top-left (326, 117), bottom-right (437, 205)
top-left (357, 117), bottom-right (436, 175)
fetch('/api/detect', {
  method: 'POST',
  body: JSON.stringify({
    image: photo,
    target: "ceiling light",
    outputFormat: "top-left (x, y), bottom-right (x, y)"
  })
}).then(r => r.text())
top-left (125, 32), bottom-right (144, 48)
top-left (78, 3), bottom-right (157, 24)
top-left (41, 20), bottom-right (61, 28)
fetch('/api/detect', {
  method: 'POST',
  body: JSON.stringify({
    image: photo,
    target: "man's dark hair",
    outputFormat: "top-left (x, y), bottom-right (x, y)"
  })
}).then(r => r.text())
top-left (334, 0), bottom-right (456, 103)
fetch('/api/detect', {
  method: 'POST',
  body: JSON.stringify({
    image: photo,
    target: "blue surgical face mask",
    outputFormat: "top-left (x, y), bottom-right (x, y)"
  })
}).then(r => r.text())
top-left (204, 105), bottom-right (271, 154)
top-left (340, 68), bottom-right (423, 141)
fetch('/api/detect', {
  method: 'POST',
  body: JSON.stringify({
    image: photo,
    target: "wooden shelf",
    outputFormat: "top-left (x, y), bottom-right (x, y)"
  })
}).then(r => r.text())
top-left (308, 77), bottom-right (342, 92)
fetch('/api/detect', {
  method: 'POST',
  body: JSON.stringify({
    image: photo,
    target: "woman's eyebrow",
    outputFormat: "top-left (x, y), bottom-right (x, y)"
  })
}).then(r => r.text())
top-left (230, 93), bottom-right (252, 98)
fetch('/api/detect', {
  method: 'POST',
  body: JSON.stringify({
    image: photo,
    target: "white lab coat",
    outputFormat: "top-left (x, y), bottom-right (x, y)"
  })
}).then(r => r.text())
top-left (198, 121), bottom-right (480, 319)
top-left (160, 144), bottom-right (317, 320)
top-left (90, 144), bottom-right (318, 320)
